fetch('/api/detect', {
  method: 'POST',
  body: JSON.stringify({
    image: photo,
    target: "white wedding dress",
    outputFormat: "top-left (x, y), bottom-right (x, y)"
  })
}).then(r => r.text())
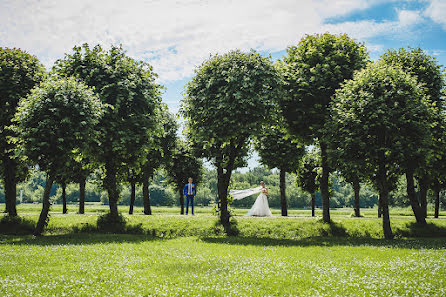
top-left (230, 186), bottom-right (272, 217)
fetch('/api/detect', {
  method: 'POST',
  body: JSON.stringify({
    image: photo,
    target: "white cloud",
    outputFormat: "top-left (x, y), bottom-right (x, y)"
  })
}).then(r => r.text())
top-left (424, 0), bottom-right (446, 29)
top-left (322, 8), bottom-right (424, 44)
top-left (0, 0), bottom-right (424, 82)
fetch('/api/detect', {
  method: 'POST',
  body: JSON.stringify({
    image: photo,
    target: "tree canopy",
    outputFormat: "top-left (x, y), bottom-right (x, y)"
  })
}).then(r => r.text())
top-left (14, 76), bottom-right (103, 234)
top-left (278, 33), bottom-right (369, 223)
top-left (182, 50), bottom-right (281, 231)
top-left (328, 62), bottom-right (432, 238)
top-left (0, 47), bottom-right (46, 216)
top-left (53, 44), bottom-right (162, 217)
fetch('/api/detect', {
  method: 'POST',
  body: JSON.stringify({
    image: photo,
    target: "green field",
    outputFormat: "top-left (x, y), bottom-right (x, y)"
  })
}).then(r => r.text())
top-left (1, 205), bottom-right (446, 296)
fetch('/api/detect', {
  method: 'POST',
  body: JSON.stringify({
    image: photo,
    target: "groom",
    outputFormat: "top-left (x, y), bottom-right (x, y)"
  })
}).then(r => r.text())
top-left (183, 177), bottom-right (196, 215)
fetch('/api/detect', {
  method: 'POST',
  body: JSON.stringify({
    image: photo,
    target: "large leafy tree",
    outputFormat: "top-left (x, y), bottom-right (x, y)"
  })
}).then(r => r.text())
top-left (53, 44), bottom-right (161, 217)
top-left (380, 48), bottom-right (445, 220)
top-left (0, 47), bottom-right (45, 216)
top-left (328, 62), bottom-right (431, 239)
top-left (14, 77), bottom-right (103, 235)
top-left (255, 123), bottom-right (304, 216)
top-left (182, 50), bottom-right (280, 231)
top-left (167, 141), bottom-right (203, 214)
top-left (295, 150), bottom-right (320, 217)
top-left (279, 33), bottom-right (369, 223)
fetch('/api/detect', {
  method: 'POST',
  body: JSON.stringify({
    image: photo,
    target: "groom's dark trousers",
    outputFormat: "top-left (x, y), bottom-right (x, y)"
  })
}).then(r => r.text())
top-left (185, 195), bottom-right (194, 215)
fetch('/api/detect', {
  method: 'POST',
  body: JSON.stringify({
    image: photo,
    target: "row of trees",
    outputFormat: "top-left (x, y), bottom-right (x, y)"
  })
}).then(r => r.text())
top-left (181, 33), bottom-right (445, 238)
top-left (0, 45), bottom-right (203, 235)
top-left (7, 165), bottom-right (414, 209)
top-left (2, 33), bottom-right (445, 239)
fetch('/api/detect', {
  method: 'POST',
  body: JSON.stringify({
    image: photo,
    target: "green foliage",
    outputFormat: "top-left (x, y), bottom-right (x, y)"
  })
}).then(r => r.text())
top-left (53, 44), bottom-right (162, 191)
top-left (255, 123), bottom-right (304, 173)
top-left (14, 76), bottom-right (103, 177)
top-left (380, 47), bottom-right (444, 108)
top-left (166, 141), bottom-right (203, 191)
top-left (0, 47), bottom-right (45, 145)
top-left (381, 47), bottom-right (446, 193)
top-left (96, 212), bottom-right (127, 233)
top-left (279, 33), bottom-right (369, 140)
top-left (328, 61), bottom-right (433, 191)
top-left (296, 150), bottom-right (320, 195)
top-left (182, 50), bottom-right (281, 168)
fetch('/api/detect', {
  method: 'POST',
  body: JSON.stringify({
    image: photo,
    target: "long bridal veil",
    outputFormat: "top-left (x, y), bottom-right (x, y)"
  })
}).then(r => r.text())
top-left (230, 186), bottom-right (262, 200)
top-left (229, 186), bottom-right (272, 217)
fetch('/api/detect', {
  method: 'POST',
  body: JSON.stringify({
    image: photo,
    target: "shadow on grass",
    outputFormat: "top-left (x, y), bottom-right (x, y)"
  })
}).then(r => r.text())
top-left (395, 222), bottom-right (446, 238)
top-left (199, 236), bottom-right (446, 249)
top-left (0, 233), bottom-right (164, 246)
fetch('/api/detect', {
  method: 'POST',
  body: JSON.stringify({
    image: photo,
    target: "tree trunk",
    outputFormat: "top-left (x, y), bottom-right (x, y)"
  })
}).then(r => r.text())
top-left (353, 178), bottom-right (360, 217)
top-left (34, 175), bottom-right (54, 236)
top-left (78, 178), bottom-right (86, 214)
top-left (143, 169), bottom-right (151, 215)
top-left (418, 176), bottom-right (428, 218)
top-left (320, 142), bottom-right (330, 223)
top-left (217, 166), bottom-right (231, 232)
top-left (405, 169), bottom-right (426, 224)
top-left (311, 192), bottom-right (316, 217)
top-left (377, 152), bottom-right (393, 239)
top-left (179, 188), bottom-right (184, 215)
top-left (434, 189), bottom-right (440, 219)
top-left (3, 156), bottom-right (17, 216)
top-left (62, 182), bottom-right (67, 214)
top-left (378, 197), bottom-right (382, 218)
top-left (129, 181), bottom-right (136, 215)
top-left (279, 169), bottom-right (287, 216)
top-left (105, 162), bottom-right (119, 217)
top-left (379, 188), bottom-right (393, 239)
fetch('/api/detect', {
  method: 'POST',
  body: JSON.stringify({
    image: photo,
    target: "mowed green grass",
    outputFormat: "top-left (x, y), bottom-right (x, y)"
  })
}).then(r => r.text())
top-left (14, 202), bottom-right (446, 218)
top-left (1, 205), bottom-right (446, 296)
top-left (0, 234), bottom-right (445, 296)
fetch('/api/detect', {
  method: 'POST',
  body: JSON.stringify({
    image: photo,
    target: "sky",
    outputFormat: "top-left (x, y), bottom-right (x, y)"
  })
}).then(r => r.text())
top-left (1, 0), bottom-right (446, 170)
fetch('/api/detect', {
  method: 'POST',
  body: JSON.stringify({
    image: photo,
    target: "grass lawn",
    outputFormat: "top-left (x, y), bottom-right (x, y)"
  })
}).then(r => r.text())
top-left (0, 234), bottom-right (445, 296)
top-left (13, 202), bottom-right (446, 218)
top-left (1, 205), bottom-right (446, 296)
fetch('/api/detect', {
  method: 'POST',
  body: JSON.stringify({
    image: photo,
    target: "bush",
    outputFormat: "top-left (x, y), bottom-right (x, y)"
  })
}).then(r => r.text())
top-left (97, 213), bottom-right (127, 233)
top-left (0, 215), bottom-right (35, 235)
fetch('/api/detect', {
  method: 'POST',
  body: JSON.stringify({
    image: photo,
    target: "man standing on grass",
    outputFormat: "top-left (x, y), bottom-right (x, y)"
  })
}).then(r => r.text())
top-left (183, 177), bottom-right (196, 215)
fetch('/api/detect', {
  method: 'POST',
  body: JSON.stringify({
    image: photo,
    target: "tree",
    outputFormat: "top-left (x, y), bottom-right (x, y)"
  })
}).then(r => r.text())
top-left (141, 106), bottom-right (177, 215)
top-left (167, 141), bottom-right (203, 214)
top-left (328, 62), bottom-right (432, 239)
top-left (295, 150), bottom-right (320, 217)
top-left (182, 50), bottom-right (280, 232)
top-left (14, 77), bottom-right (103, 235)
top-left (380, 48), bottom-right (445, 220)
top-left (0, 47), bottom-right (45, 216)
top-left (278, 33), bottom-right (369, 223)
top-left (255, 123), bottom-right (304, 216)
top-left (53, 44), bottom-right (161, 218)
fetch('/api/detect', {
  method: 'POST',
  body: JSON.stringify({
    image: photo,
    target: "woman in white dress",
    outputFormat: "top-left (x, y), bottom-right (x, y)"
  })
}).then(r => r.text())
top-left (230, 181), bottom-right (272, 217)
top-left (245, 181), bottom-right (272, 217)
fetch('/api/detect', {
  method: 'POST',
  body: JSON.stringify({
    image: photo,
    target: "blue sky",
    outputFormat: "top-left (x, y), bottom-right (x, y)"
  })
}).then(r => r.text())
top-left (1, 0), bottom-right (446, 170)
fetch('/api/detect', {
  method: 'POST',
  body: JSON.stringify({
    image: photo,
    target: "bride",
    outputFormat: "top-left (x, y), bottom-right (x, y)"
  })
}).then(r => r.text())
top-left (230, 181), bottom-right (272, 217)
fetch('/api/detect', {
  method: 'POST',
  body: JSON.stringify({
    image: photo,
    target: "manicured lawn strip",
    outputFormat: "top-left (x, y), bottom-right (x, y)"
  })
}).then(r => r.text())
top-left (13, 203), bottom-right (446, 218)
top-left (3, 213), bottom-right (446, 239)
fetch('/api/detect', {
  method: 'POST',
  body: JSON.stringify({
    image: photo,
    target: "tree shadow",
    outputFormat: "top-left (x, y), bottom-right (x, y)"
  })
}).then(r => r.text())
top-left (395, 221), bottom-right (446, 238)
top-left (199, 236), bottom-right (446, 249)
top-left (0, 233), bottom-right (164, 246)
